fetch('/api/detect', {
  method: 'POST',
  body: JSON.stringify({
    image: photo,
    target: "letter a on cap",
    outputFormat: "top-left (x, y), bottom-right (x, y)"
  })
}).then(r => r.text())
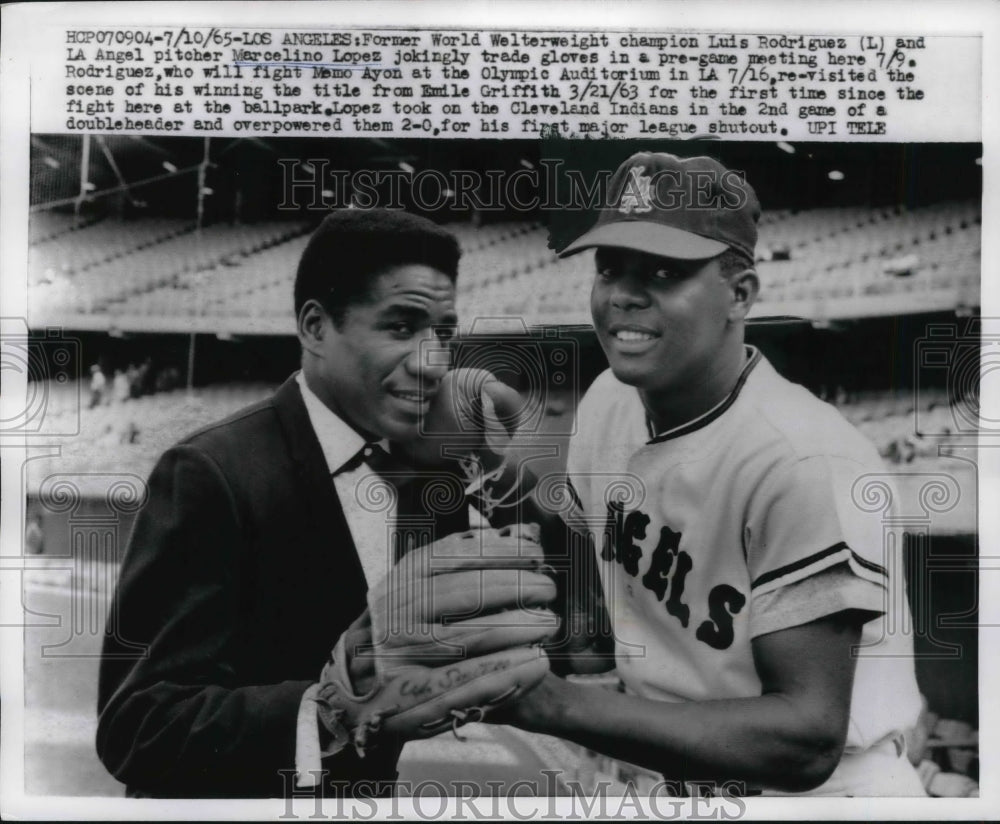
top-left (618, 166), bottom-right (653, 214)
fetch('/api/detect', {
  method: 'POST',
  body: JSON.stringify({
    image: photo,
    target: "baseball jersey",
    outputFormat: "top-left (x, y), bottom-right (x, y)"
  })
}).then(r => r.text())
top-left (567, 347), bottom-right (922, 767)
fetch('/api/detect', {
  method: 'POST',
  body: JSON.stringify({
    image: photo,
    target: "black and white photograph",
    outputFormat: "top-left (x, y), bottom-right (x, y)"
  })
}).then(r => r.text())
top-left (1, 2), bottom-right (996, 820)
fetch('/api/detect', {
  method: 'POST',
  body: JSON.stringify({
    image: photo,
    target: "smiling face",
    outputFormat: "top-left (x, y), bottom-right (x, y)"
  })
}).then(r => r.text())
top-left (299, 264), bottom-right (457, 443)
top-left (590, 247), bottom-right (747, 411)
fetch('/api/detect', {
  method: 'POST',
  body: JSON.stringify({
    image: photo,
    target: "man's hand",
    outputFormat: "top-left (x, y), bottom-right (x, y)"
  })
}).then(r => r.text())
top-left (366, 525), bottom-right (558, 667)
top-left (339, 609), bottom-right (376, 695)
top-left (318, 526), bottom-right (559, 755)
top-left (482, 670), bottom-right (570, 734)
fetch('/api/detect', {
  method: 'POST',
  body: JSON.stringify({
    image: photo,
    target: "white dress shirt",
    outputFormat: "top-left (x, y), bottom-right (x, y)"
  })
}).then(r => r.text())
top-left (292, 371), bottom-right (486, 784)
top-left (294, 370), bottom-right (398, 785)
top-left (295, 371), bottom-right (398, 585)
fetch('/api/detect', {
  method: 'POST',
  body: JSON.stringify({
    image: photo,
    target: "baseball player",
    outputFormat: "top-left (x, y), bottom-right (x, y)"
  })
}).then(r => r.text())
top-left (486, 152), bottom-right (925, 796)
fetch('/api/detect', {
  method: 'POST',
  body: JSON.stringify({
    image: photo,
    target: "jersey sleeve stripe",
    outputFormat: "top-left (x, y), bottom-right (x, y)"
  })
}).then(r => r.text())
top-left (751, 542), bottom-right (888, 592)
top-left (849, 552), bottom-right (889, 578)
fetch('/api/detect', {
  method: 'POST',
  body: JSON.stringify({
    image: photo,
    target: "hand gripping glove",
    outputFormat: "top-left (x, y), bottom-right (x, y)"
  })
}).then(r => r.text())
top-left (317, 526), bottom-right (558, 756)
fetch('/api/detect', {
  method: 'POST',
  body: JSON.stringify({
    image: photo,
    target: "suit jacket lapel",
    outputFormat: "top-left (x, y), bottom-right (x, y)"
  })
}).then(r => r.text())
top-left (272, 375), bottom-right (368, 594)
top-left (273, 374), bottom-right (473, 581)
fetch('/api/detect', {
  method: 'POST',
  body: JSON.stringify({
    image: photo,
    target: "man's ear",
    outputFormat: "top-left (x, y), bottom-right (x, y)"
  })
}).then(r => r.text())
top-left (728, 269), bottom-right (759, 322)
top-left (297, 299), bottom-right (328, 356)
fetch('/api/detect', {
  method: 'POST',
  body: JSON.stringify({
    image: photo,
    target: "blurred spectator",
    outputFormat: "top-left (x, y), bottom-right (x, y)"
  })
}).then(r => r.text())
top-left (155, 365), bottom-right (181, 393)
top-left (126, 363), bottom-right (141, 398)
top-left (25, 511), bottom-right (44, 555)
top-left (88, 364), bottom-right (106, 409)
top-left (113, 369), bottom-right (130, 404)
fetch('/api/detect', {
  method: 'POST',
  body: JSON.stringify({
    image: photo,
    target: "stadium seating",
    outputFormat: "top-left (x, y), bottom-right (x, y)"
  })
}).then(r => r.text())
top-left (28, 219), bottom-right (311, 320)
top-left (28, 211), bottom-right (104, 245)
top-left (825, 385), bottom-right (977, 465)
top-left (27, 202), bottom-right (980, 328)
top-left (28, 372), bottom-right (974, 493)
top-left (754, 202), bottom-right (981, 313)
top-left (29, 218), bottom-right (195, 282)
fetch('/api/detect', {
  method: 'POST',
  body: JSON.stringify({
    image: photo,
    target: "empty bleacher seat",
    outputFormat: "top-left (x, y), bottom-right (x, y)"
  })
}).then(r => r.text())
top-left (27, 205), bottom-right (981, 328)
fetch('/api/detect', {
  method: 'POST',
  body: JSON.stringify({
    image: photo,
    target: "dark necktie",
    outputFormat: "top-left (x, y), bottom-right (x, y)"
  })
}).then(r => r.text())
top-left (356, 443), bottom-right (429, 563)
top-left (339, 443), bottom-right (472, 563)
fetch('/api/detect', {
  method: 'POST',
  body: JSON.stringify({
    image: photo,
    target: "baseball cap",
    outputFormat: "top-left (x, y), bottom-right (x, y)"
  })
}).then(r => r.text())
top-left (559, 152), bottom-right (760, 261)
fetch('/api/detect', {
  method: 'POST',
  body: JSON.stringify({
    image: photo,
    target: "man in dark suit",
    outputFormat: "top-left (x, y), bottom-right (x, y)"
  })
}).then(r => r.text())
top-left (96, 209), bottom-right (552, 798)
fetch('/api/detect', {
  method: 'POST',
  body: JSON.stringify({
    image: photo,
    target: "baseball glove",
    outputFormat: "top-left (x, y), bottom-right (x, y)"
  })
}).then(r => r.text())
top-left (317, 526), bottom-right (558, 756)
top-left (397, 367), bottom-right (524, 468)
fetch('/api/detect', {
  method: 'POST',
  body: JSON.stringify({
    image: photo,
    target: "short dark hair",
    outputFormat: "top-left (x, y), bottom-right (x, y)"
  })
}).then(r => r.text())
top-left (294, 208), bottom-right (461, 324)
top-left (716, 247), bottom-right (755, 277)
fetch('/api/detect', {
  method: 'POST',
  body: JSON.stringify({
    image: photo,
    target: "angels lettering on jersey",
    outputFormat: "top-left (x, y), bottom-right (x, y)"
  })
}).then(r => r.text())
top-left (601, 499), bottom-right (745, 651)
